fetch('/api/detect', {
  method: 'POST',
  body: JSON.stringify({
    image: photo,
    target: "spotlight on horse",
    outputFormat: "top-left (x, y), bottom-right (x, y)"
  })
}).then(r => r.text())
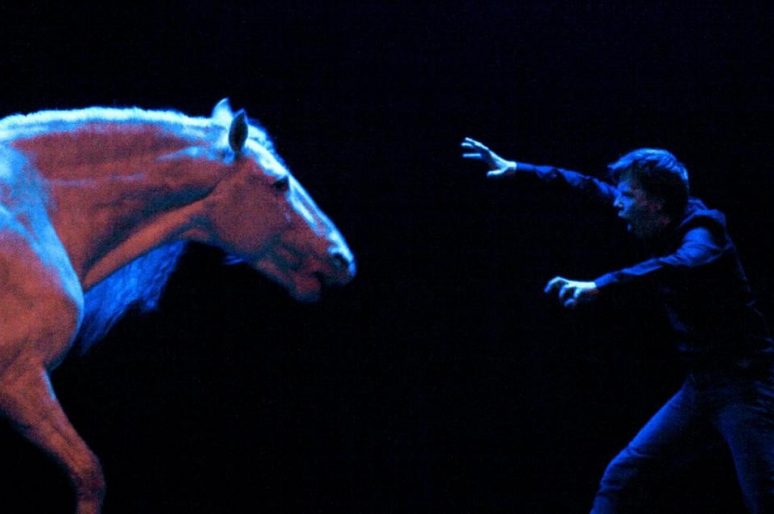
top-left (0, 98), bottom-right (355, 513)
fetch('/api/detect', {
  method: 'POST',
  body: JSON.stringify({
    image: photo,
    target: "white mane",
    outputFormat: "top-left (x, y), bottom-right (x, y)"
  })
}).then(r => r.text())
top-left (0, 106), bottom-right (208, 128)
top-left (0, 106), bottom-right (277, 155)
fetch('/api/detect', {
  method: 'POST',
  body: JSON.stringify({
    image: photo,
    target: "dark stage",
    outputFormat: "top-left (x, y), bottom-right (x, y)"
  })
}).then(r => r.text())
top-left (1, 2), bottom-right (773, 512)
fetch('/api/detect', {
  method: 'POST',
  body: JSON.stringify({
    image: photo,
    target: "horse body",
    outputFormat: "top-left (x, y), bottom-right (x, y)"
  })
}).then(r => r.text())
top-left (0, 100), bottom-right (355, 513)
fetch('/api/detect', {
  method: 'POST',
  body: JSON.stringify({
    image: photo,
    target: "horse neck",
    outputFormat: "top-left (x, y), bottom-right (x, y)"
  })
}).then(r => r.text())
top-left (9, 118), bottom-right (227, 289)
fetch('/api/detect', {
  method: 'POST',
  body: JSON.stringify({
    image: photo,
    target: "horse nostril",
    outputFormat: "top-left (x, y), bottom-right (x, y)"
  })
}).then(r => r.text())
top-left (330, 252), bottom-right (349, 272)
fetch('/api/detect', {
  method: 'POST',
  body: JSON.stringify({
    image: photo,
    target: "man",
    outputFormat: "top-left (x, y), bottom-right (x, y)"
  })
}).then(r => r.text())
top-left (461, 136), bottom-right (774, 513)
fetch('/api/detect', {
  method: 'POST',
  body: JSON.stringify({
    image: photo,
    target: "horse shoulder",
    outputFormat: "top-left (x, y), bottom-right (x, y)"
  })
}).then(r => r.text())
top-left (0, 212), bottom-right (84, 372)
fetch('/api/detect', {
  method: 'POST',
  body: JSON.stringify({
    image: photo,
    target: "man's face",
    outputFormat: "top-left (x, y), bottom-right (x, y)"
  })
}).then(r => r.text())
top-left (614, 179), bottom-right (665, 239)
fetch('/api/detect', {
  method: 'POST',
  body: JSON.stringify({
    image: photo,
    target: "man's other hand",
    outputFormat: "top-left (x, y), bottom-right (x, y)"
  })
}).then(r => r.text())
top-left (544, 276), bottom-right (600, 309)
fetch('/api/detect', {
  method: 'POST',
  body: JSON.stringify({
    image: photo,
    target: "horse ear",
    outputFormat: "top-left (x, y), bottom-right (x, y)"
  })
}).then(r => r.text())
top-left (229, 110), bottom-right (249, 153)
top-left (212, 98), bottom-right (233, 124)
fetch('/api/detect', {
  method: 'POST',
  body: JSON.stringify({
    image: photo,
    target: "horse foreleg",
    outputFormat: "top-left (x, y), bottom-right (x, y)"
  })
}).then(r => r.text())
top-left (0, 366), bottom-right (105, 514)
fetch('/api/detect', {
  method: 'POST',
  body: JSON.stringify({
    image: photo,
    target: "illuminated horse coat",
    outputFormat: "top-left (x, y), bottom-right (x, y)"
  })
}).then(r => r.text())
top-left (0, 99), bottom-right (355, 514)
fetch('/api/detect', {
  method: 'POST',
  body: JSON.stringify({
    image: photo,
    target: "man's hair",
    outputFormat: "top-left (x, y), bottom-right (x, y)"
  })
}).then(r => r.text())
top-left (608, 148), bottom-right (690, 218)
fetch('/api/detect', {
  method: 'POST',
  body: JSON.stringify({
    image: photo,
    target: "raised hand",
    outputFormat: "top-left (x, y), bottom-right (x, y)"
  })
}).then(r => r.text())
top-left (544, 276), bottom-right (600, 309)
top-left (460, 137), bottom-right (517, 178)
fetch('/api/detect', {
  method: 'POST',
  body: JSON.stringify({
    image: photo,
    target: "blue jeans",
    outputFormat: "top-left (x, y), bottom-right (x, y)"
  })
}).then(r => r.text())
top-left (591, 364), bottom-right (774, 513)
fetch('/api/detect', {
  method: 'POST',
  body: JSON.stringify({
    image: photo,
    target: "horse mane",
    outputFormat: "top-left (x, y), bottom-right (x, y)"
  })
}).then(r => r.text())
top-left (77, 242), bottom-right (187, 353)
top-left (0, 106), bottom-right (209, 129)
top-left (0, 106), bottom-right (278, 158)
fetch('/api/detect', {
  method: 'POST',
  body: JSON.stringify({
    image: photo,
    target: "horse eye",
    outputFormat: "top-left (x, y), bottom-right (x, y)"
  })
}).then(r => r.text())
top-left (272, 176), bottom-right (290, 192)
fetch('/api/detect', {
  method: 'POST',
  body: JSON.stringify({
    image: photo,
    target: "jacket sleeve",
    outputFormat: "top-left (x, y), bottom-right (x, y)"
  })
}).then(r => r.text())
top-left (515, 162), bottom-right (618, 206)
top-left (593, 226), bottom-right (725, 289)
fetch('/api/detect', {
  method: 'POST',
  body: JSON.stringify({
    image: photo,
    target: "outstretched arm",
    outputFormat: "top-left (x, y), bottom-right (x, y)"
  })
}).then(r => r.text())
top-left (461, 137), bottom-right (619, 206)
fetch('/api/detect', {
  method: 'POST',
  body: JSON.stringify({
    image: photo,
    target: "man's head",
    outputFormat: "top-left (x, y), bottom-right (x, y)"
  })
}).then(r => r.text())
top-left (608, 148), bottom-right (689, 239)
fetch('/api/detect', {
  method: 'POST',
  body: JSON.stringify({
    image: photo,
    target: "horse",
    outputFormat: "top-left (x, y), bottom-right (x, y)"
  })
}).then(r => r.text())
top-left (0, 98), bottom-right (356, 513)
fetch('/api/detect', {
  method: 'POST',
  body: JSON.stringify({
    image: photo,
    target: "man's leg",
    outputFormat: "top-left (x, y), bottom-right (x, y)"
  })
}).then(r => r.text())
top-left (591, 380), bottom-right (711, 513)
top-left (715, 372), bottom-right (774, 514)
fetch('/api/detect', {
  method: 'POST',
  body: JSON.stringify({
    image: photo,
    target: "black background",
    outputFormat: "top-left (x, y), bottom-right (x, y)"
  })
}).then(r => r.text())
top-left (0, 2), bottom-right (773, 512)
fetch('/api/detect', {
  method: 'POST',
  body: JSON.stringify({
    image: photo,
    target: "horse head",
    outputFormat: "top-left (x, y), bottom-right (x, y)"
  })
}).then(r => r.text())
top-left (203, 99), bottom-right (356, 301)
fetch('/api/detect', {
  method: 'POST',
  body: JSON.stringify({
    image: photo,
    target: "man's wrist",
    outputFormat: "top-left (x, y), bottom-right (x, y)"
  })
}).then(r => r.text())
top-left (593, 274), bottom-right (617, 290)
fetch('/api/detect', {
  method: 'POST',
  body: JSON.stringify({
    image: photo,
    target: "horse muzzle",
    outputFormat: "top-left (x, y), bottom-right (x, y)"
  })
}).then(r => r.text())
top-left (326, 249), bottom-right (357, 285)
top-left (294, 246), bottom-right (356, 301)
top-left (253, 243), bottom-right (356, 302)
